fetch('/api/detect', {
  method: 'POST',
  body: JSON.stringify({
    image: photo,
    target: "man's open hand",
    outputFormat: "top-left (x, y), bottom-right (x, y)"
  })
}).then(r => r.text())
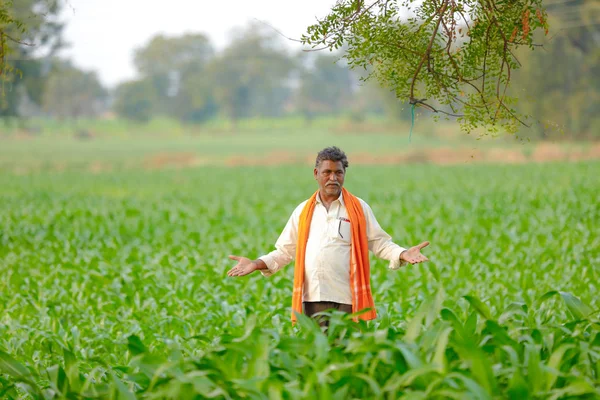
top-left (227, 255), bottom-right (257, 277)
top-left (400, 241), bottom-right (430, 264)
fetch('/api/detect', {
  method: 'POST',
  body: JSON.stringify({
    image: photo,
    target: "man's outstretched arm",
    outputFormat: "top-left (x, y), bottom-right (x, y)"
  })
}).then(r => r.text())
top-left (226, 203), bottom-right (302, 278)
top-left (399, 241), bottom-right (430, 264)
top-left (361, 200), bottom-right (430, 268)
top-left (227, 256), bottom-right (268, 277)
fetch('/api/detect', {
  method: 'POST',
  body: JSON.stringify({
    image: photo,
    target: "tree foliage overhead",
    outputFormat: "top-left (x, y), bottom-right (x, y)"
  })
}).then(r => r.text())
top-left (0, 0), bottom-right (63, 116)
top-left (0, 1), bottom-right (25, 92)
top-left (302, 0), bottom-right (549, 134)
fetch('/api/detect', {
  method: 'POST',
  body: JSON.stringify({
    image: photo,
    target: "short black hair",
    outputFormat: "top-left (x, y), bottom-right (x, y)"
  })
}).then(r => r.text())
top-left (315, 146), bottom-right (349, 170)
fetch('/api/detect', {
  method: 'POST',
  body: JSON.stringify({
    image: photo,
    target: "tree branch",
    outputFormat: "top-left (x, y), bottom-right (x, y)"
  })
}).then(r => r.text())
top-left (312, 0), bottom-right (385, 46)
top-left (0, 31), bottom-right (34, 47)
top-left (410, 0), bottom-right (449, 100)
top-left (410, 97), bottom-right (464, 117)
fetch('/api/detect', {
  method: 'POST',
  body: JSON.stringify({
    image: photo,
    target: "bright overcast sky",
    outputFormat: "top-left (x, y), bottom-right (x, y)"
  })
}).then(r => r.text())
top-left (60, 0), bottom-right (338, 88)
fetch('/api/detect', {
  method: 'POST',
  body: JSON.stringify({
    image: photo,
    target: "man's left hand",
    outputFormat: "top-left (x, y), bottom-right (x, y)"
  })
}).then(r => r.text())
top-left (400, 241), bottom-right (430, 264)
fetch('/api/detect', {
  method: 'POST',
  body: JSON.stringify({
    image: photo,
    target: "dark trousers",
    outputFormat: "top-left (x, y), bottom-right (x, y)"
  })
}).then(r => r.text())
top-left (304, 301), bottom-right (352, 328)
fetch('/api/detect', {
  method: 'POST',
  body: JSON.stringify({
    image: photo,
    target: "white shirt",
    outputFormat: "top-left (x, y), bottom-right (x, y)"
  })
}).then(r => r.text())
top-left (259, 193), bottom-right (407, 304)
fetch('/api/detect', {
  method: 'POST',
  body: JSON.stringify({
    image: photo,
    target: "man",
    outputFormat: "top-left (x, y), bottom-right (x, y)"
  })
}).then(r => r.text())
top-left (228, 146), bottom-right (429, 326)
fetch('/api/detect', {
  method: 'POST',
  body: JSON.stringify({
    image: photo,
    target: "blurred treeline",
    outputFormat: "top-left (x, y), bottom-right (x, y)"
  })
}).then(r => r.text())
top-left (2, 0), bottom-right (598, 139)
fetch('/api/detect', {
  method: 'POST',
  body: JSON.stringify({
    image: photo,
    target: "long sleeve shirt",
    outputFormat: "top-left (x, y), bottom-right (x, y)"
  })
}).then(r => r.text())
top-left (258, 193), bottom-right (407, 304)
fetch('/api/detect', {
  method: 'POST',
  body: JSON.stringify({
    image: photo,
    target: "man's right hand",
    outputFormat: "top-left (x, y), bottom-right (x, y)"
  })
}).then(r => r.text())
top-left (227, 255), bottom-right (265, 277)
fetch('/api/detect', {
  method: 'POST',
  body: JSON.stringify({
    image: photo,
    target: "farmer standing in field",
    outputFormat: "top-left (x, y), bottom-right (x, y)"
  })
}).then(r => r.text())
top-left (227, 146), bottom-right (430, 326)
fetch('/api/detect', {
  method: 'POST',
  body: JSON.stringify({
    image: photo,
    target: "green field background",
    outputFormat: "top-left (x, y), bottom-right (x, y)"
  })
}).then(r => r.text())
top-left (0, 125), bottom-right (599, 397)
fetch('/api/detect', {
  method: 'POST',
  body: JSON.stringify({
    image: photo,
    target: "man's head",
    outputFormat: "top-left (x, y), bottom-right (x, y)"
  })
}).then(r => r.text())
top-left (314, 146), bottom-right (349, 199)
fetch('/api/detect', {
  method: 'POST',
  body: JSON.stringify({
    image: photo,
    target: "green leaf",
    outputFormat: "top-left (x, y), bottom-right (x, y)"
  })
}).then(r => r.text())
top-left (507, 372), bottom-right (529, 400)
top-left (446, 373), bottom-right (492, 400)
top-left (127, 335), bottom-right (148, 356)
top-left (396, 343), bottom-right (423, 369)
top-left (504, 346), bottom-right (529, 400)
top-left (294, 312), bottom-right (321, 335)
top-left (452, 339), bottom-right (497, 395)
top-left (111, 372), bottom-right (136, 400)
top-left (537, 291), bottom-right (594, 320)
top-left (559, 292), bottom-right (593, 320)
top-left (233, 313), bottom-right (257, 343)
top-left (404, 308), bottom-right (426, 343)
top-left (46, 364), bottom-right (69, 395)
top-left (426, 288), bottom-right (445, 327)
top-left (428, 389), bottom-right (469, 399)
top-left (464, 310), bottom-right (478, 336)
top-left (0, 350), bottom-right (31, 381)
top-left (0, 350), bottom-right (41, 397)
top-left (537, 290), bottom-right (560, 304)
top-left (547, 379), bottom-right (598, 400)
top-left (484, 320), bottom-right (517, 348)
top-left (355, 373), bottom-right (382, 397)
top-left (526, 344), bottom-right (543, 394)
top-left (440, 308), bottom-right (466, 339)
top-left (63, 349), bottom-right (82, 392)
top-left (396, 365), bottom-right (439, 387)
top-left (545, 344), bottom-right (576, 391)
top-left (432, 326), bottom-right (452, 372)
top-left (463, 295), bottom-right (492, 320)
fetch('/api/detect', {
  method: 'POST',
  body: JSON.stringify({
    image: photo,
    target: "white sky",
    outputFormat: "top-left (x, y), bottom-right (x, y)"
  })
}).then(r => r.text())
top-left (60, 0), bottom-right (338, 88)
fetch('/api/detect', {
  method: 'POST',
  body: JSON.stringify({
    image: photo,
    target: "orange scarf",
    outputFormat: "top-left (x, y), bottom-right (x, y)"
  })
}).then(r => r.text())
top-left (291, 187), bottom-right (377, 322)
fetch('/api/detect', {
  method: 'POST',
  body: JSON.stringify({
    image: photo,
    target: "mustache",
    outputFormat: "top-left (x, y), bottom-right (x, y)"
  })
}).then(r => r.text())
top-left (326, 183), bottom-right (340, 186)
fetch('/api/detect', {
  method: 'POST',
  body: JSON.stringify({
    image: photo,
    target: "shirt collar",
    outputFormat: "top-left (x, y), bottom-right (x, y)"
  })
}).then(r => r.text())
top-left (316, 191), bottom-right (345, 206)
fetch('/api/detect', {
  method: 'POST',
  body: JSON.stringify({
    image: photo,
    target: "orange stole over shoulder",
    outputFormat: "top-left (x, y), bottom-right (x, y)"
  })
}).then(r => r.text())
top-left (291, 187), bottom-right (377, 322)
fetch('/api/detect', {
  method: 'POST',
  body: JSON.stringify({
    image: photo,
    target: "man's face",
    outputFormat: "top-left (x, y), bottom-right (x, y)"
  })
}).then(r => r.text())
top-left (314, 160), bottom-right (345, 198)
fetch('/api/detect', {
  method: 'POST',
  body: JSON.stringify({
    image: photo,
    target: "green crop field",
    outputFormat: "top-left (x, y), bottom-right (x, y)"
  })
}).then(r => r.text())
top-left (1, 157), bottom-right (599, 398)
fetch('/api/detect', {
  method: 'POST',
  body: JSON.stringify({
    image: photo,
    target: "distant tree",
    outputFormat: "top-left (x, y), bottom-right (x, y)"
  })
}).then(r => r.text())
top-left (42, 60), bottom-right (107, 119)
top-left (352, 80), bottom-right (414, 121)
top-left (207, 22), bottom-right (295, 126)
top-left (511, 0), bottom-right (599, 139)
top-left (303, 0), bottom-right (550, 135)
top-left (133, 33), bottom-right (215, 118)
top-left (295, 52), bottom-right (354, 121)
top-left (113, 80), bottom-right (158, 123)
top-left (171, 67), bottom-right (218, 124)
